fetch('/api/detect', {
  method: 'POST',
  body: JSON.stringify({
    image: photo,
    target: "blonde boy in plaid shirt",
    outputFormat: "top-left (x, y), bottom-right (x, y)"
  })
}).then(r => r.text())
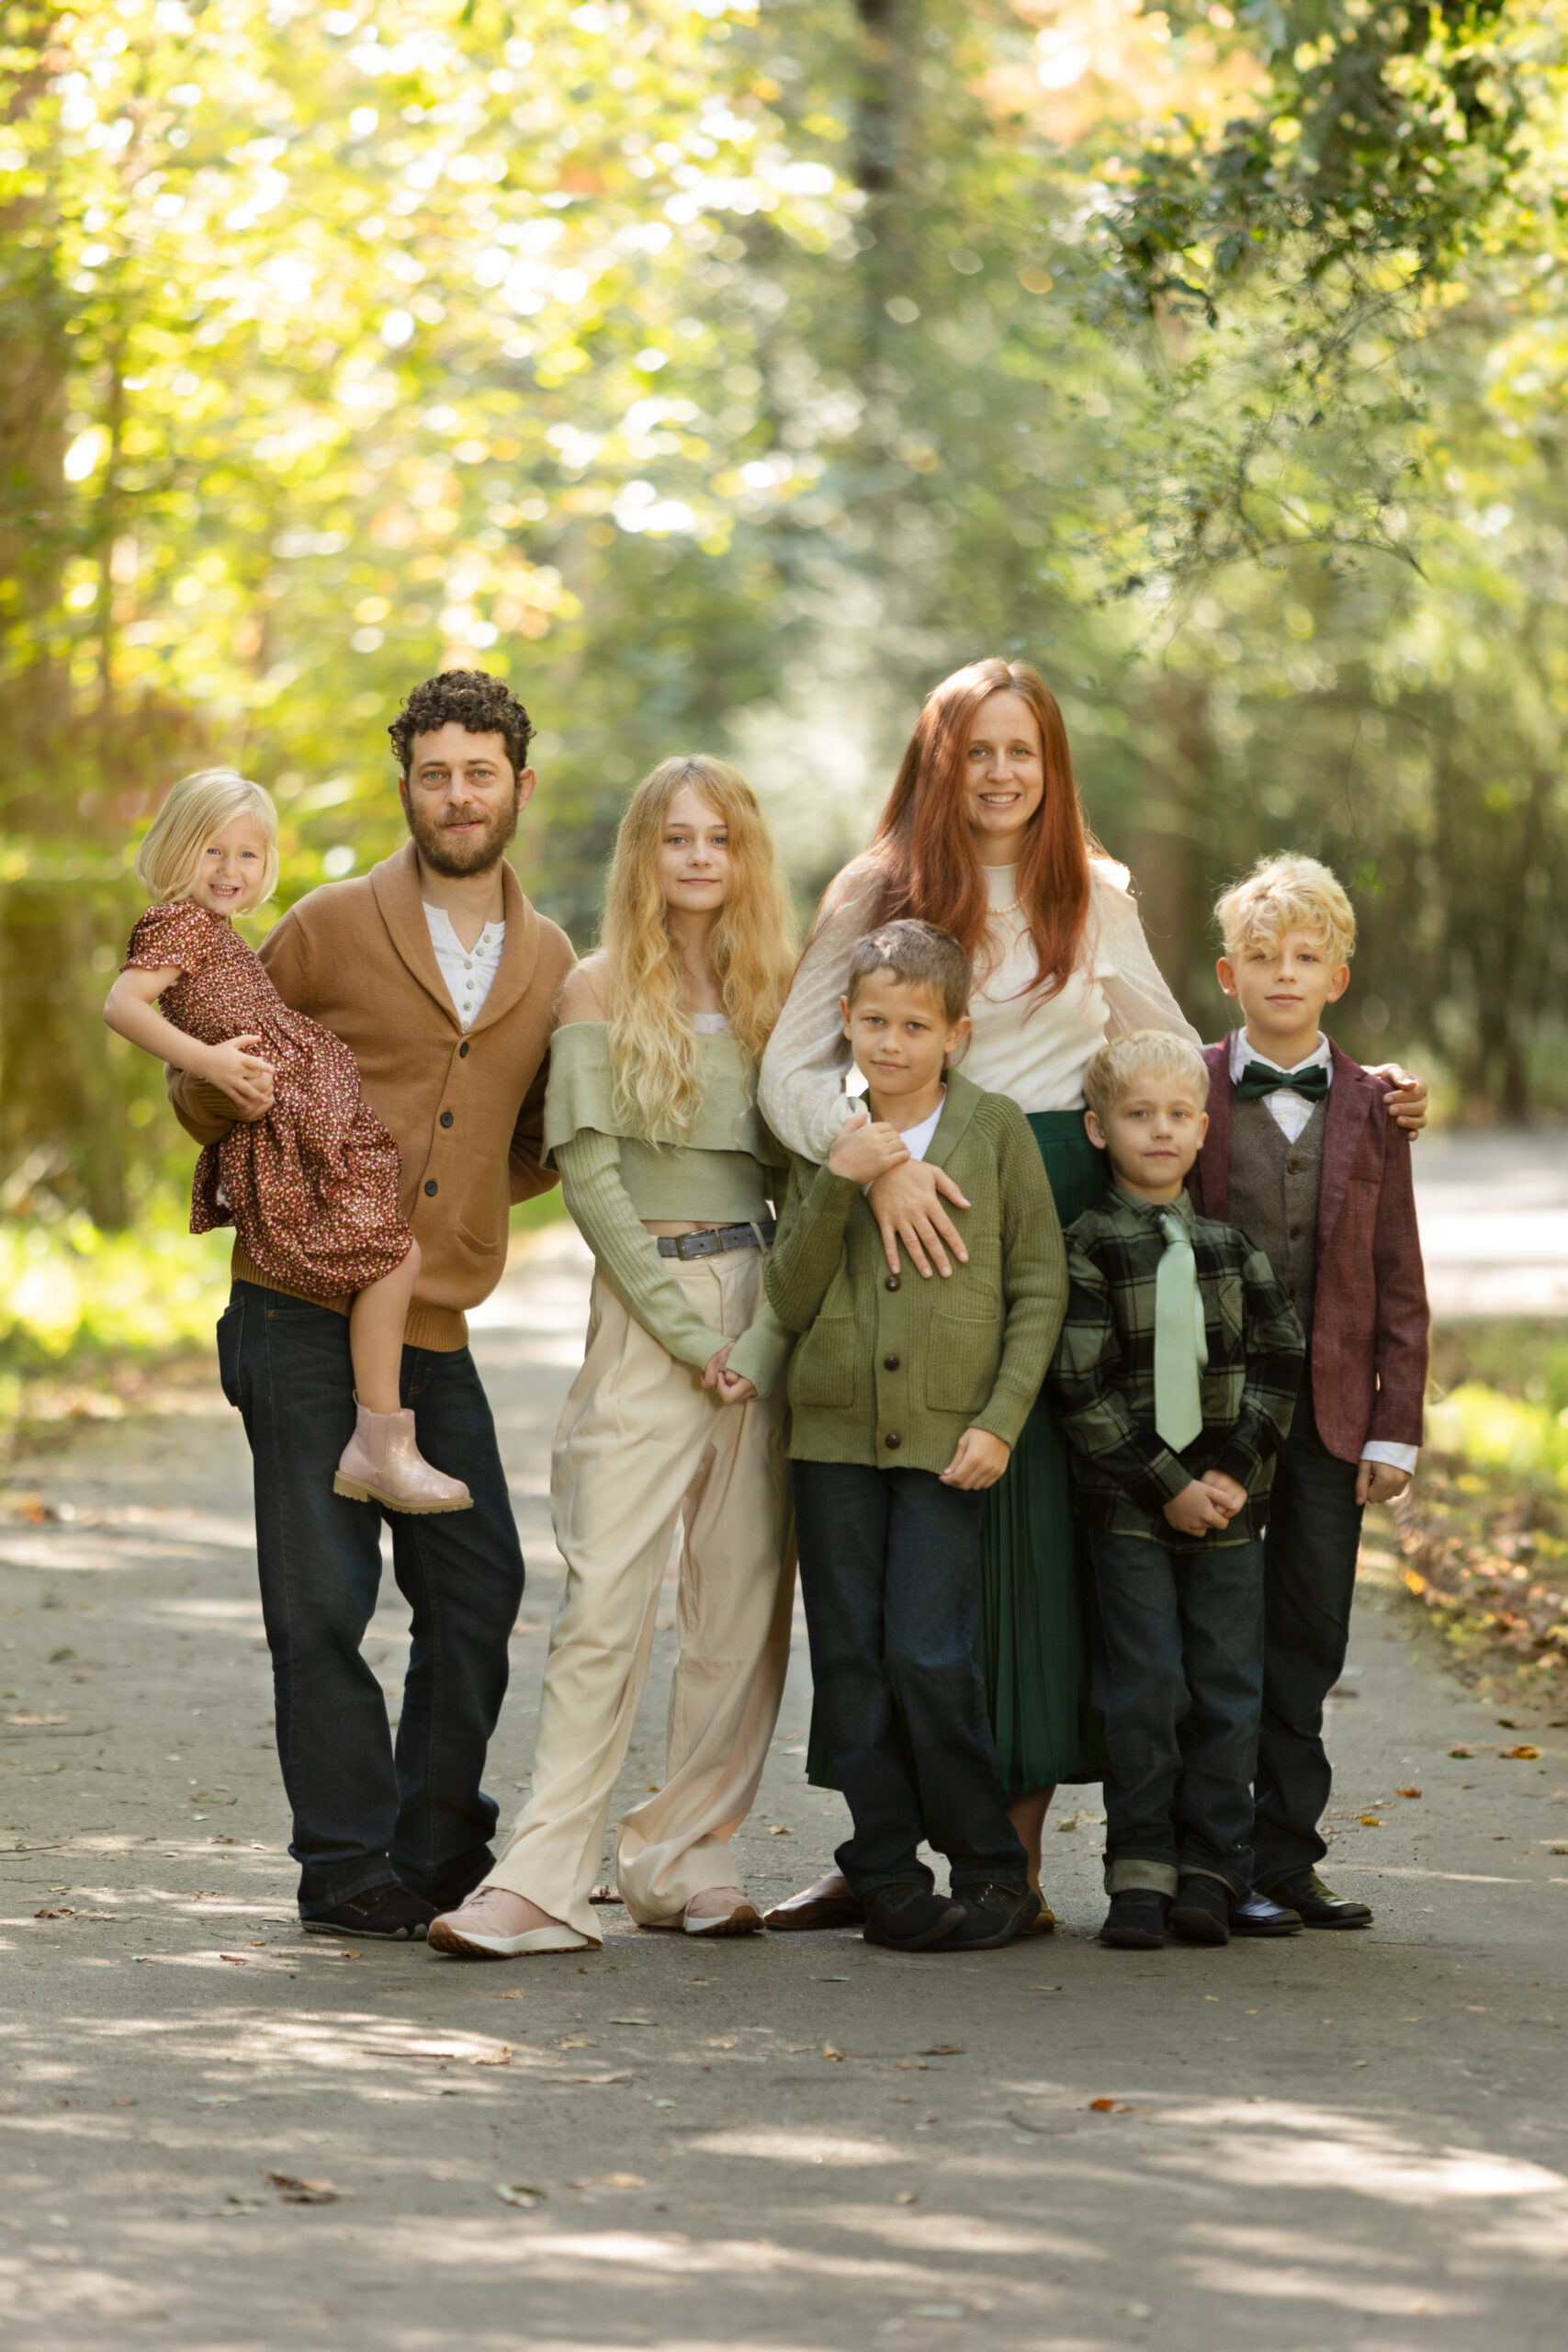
top-left (1047, 1033), bottom-right (1304, 1951)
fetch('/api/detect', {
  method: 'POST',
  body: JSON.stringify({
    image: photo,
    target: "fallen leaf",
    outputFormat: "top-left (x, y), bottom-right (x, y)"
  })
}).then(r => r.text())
top-left (1089, 2097), bottom-right (1119, 2111)
top-left (607, 2016), bottom-right (656, 2028)
top-left (470, 2046), bottom-right (511, 2067)
top-left (1503, 1744), bottom-right (1541, 1760)
top-left (1360, 1815), bottom-right (1383, 1827)
top-left (821, 2041), bottom-right (844, 2061)
top-left (918, 2042), bottom-right (965, 2057)
top-left (498, 1988), bottom-right (525, 2000)
top-left (112, 2097), bottom-right (137, 2107)
top-left (33, 1906), bottom-right (72, 1918)
top-left (1396, 1787), bottom-right (1422, 1799)
top-left (495, 2182), bottom-right (546, 2209)
top-left (894, 2189), bottom-right (918, 2204)
top-left (265, 2173), bottom-right (344, 2205)
top-left (570, 2172), bottom-right (644, 2190)
top-left (1449, 1745), bottom-right (1475, 1758)
top-left (219, 1954), bottom-right (247, 1965)
top-left (768, 1824), bottom-right (794, 1836)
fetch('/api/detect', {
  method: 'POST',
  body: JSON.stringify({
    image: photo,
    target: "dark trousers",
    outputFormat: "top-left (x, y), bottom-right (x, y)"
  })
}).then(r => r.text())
top-left (793, 1459), bottom-right (1026, 1903)
top-left (218, 1282), bottom-right (525, 1917)
top-left (1086, 1529), bottom-right (1266, 1899)
top-left (1253, 1368), bottom-right (1365, 1887)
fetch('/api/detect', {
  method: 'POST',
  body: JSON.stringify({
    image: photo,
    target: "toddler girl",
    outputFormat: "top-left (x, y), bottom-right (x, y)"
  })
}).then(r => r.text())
top-left (104, 766), bottom-right (470, 1515)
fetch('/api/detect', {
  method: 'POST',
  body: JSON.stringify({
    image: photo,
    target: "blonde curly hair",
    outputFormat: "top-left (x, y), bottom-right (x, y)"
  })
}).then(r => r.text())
top-left (600, 756), bottom-right (796, 1142)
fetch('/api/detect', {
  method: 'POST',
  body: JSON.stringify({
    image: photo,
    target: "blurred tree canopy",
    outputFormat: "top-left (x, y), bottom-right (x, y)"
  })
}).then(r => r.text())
top-left (3, 0), bottom-right (1567, 1250)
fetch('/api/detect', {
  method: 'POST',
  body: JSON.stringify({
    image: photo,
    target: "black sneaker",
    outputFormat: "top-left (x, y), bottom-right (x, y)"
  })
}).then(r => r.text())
top-left (301, 1884), bottom-right (436, 1941)
top-left (943, 1883), bottom-right (1042, 1951)
top-left (1230, 1885), bottom-right (1303, 1938)
top-left (1263, 1870), bottom-right (1372, 1929)
top-left (862, 1885), bottom-right (965, 1952)
top-left (1099, 1890), bottom-right (1168, 1950)
top-left (1168, 1876), bottom-right (1231, 1946)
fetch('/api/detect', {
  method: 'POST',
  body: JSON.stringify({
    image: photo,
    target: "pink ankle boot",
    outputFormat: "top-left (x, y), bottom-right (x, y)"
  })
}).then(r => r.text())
top-left (333, 1398), bottom-right (473, 1514)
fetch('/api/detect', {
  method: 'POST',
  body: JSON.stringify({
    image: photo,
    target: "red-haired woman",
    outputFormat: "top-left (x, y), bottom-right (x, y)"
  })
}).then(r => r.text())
top-left (759, 659), bottom-right (1427, 1932)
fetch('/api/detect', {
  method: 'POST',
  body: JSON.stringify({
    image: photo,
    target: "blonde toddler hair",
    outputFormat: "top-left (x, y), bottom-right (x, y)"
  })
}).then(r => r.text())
top-left (601, 754), bottom-right (797, 1141)
top-left (1215, 853), bottom-right (1356, 967)
top-left (1082, 1030), bottom-right (1211, 1125)
top-left (135, 767), bottom-right (279, 907)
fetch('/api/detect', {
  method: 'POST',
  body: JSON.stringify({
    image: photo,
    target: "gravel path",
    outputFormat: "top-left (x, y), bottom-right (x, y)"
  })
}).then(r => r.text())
top-left (2, 1225), bottom-right (1566, 2349)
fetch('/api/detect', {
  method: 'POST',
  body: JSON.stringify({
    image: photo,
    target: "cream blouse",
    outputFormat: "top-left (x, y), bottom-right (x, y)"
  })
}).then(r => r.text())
top-left (759, 853), bottom-right (1201, 1163)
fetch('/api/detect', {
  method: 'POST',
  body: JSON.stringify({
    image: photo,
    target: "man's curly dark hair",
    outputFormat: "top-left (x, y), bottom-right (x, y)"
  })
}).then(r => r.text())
top-left (388, 670), bottom-right (535, 778)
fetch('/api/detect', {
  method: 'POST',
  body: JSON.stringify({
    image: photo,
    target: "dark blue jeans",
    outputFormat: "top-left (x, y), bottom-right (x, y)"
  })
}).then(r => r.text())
top-left (793, 1460), bottom-right (1026, 1904)
top-left (217, 1281), bottom-right (525, 1917)
top-left (1086, 1529), bottom-right (1265, 1899)
top-left (1254, 1368), bottom-right (1365, 1887)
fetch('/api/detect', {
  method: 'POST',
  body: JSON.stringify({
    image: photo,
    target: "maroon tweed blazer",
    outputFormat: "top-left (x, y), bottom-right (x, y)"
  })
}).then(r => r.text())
top-left (1188, 1039), bottom-right (1428, 1463)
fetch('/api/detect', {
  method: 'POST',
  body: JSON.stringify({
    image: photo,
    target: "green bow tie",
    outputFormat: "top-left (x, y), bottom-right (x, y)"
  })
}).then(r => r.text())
top-left (1236, 1058), bottom-right (1329, 1103)
top-left (1153, 1210), bottom-right (1208, 1453)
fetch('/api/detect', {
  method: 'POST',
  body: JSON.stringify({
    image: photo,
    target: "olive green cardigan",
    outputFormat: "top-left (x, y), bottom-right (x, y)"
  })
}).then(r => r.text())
top-left (765, 1073), bottom-right (1068, 1472)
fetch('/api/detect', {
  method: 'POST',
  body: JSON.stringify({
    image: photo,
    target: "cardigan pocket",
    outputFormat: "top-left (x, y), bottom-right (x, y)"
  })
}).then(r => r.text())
top-left (923, 1307), bottom-right (1001, 1419)
top-left (789, 1320), bottom-right (856, 1410)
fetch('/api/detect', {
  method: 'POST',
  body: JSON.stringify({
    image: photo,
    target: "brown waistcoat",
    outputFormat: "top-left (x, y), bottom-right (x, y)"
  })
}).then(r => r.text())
top-left (1224, 1097), bottom-right (1326, 1332)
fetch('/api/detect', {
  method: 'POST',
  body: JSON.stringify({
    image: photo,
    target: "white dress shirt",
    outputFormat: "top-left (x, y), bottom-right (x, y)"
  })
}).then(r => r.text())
top-left (1226, 1029), bottom-right (1416, 1476)
top-left (424, 904), bottom-right (505, 1031)
top-left (897, 1091), bottom-right (945, 1164)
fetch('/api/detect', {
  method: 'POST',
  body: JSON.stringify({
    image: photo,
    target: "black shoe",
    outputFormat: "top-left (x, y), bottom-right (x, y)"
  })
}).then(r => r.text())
top-left (1229, 1886), bottom-right (1303, 1938)
top-left (301, 1884), bottom-right (436, 1941)
top-left (1264, 1870), bottom-right (1372, 1929)
top-left (1099, 1890), bottom-right (1168, 1950)
top-left (862, 1885), bottom-right (966, 1952)
top-left (943, 1883), bottom-right (1042, 1951)
top-left (1168, 1877), bottom-right (1231, 1946)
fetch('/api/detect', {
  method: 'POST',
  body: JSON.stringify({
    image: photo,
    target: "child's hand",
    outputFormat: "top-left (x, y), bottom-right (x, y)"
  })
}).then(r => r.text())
top-left (702, 1343), bottom-right (758, 1408)
top-left (1356, 1459), bottom-right (1412, 1507)
top-left (202, 1035), bottom-right (275, 1120)
top-left (940, 1429), bottom-right (1010, 1491)
top-left (1199, 1468), bottom-right (1247, 1521)
top-left (1162, 1479), bottom-right (1233, 1537)
top-left (829, 1110), bottom-right (909, 1187)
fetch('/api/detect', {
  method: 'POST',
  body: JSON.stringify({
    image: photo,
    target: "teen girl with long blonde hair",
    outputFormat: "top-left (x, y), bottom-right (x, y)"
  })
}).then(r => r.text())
top-left (432, 756), bottom-right (799, 1956)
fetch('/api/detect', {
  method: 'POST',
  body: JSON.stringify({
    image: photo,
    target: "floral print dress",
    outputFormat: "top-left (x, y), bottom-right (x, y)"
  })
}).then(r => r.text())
top-left (122, 899), bottom-right (412, 1298)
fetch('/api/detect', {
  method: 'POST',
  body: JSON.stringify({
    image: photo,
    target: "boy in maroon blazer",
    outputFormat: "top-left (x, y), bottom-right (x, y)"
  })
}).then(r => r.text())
top-left (1189, 856), bottom-right (1428, 1931)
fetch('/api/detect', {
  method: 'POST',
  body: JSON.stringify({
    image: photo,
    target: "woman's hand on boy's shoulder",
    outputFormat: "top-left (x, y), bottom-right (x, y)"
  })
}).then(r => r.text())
top-left (829, 1109), bottom-right (909, 1187)
top-left (1366, 1061), bottom-right (1427, 1136)
top-left (940, 1429), bottom-right (1010, 1491)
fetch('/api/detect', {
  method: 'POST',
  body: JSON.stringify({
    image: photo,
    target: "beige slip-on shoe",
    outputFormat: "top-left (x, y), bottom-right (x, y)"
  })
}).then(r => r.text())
top-left (428, 1885), bottom-right (591, 1958)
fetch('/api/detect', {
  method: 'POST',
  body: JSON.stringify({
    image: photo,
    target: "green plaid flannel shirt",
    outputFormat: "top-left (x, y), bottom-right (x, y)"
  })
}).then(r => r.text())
top-left (1046, 1186), bottom-right (1305, 1550)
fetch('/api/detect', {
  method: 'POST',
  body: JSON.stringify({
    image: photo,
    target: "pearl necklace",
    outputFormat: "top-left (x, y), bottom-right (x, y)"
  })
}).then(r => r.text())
top-left (987, 892), bottom-right (1023, 919)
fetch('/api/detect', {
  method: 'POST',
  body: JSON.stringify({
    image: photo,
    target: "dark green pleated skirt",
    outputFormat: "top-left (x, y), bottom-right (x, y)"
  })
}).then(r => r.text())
top-left (805, 1110), bottom-right (1109, 1798)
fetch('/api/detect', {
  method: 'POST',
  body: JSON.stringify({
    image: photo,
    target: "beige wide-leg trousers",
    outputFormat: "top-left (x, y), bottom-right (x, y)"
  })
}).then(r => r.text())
top-left (488, 1248), bottom-right (795, 1941)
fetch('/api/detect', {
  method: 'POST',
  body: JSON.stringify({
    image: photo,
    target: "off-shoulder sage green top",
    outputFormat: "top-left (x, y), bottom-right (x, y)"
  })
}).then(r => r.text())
top-left (544, 1020), bottom-right (793, 1395)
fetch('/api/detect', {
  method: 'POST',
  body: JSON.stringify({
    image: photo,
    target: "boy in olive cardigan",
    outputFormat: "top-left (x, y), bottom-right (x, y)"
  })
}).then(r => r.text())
top-left (766, 922), bottom-right (1066, 1955)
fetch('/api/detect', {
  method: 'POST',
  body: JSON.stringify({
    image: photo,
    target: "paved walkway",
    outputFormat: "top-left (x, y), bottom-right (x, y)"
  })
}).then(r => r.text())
top-left (1412, 1130), bottom-right (1568, 1317)
top-left (2, 1207), bottom-right (1567, 2348)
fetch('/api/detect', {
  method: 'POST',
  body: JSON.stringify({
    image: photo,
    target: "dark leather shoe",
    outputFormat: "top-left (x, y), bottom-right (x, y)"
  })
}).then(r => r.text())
top-left (764, 1874), bottom-right (865, 1931)
top-left (301, 1883), bottom-right (435, 1940)
top-left (943, 1883), bottom-right (1042, 1951)
top-left (1264, 1871), bottom-right (1372, 1928)
top-left (862, 1885), bottom-right (965, 1951)
top-left (1100, 1890), bottom-right (1167, 1950)
top-left (1230, 1886), bottom-right (1303, 1938)
top-left (1168, 1876), bottom-right (1231, 1946)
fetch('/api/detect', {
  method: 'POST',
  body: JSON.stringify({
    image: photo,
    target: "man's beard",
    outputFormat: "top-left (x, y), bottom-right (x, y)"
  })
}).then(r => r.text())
top-left (406, 795), bottom-right (519, 878)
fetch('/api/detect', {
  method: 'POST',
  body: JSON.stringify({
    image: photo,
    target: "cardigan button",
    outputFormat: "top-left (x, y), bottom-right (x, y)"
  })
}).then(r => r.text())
top-left (883, 1354), bottom-right (900, 1372)
top-left (440, 1111), bottom-right (454, 1128)
top-left (424, 1180), bottom-right (438, 1196)
top-left (884, 1273), bottom-right (900, 1292)
top-left (458, 1042), bottom-right (469, 1058)
top-left (884, 1431), bottom-right (901, 1451)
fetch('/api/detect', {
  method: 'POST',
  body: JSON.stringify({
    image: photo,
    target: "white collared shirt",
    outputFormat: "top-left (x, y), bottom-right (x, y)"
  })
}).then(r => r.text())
top-left (1229, 1027), bottom-right (1332, 1143)
top-left (1227, 1028), bottom-right (1416, 1475)
top-left (424, 903), bottom-right (505, 1031)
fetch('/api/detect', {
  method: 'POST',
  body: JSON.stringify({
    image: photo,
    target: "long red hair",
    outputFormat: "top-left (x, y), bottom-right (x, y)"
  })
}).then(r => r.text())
top-left (862, 658), bottom-right (1095, 1002)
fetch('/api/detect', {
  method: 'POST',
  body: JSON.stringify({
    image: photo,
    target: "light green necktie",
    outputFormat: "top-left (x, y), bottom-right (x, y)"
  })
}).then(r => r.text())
top-left (1154, 1210), bottom-right (1208, 1451)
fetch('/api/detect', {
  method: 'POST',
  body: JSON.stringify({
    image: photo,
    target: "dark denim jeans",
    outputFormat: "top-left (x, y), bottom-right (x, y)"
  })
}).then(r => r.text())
top-left (217, 1281), bottom-right (525, 1917)
top-left (1253, 1367), bottom-right (1365, 1887)
top-left (793, 1459), bottom-right (1026, 1903)
top-left (1086, 1529), bottom-right (1266, 1899)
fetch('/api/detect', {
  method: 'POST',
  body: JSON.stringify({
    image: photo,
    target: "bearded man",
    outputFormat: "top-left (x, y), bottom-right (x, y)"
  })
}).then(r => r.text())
top-left (169, 671), bottom-right (575, 1939)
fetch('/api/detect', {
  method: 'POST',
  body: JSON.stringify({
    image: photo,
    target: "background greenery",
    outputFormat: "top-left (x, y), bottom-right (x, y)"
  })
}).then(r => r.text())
top-left (4, 0), bottom-right (1567, 1369)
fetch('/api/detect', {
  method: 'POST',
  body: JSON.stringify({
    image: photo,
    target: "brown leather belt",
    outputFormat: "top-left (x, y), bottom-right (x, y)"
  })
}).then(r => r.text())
top-left (655, 1219), bottom-right (777, 1261)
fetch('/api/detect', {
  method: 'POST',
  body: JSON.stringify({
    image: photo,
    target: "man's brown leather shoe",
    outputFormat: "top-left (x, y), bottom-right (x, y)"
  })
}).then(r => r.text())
top-left (763, 1871), bottom-right (865, 1931)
